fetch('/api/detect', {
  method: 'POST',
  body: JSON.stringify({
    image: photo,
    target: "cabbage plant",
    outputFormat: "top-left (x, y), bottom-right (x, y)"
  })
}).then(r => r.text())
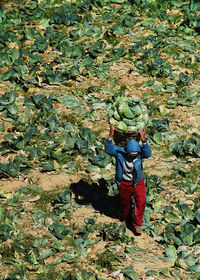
top-left (109, 97), bottom-right (148, 132)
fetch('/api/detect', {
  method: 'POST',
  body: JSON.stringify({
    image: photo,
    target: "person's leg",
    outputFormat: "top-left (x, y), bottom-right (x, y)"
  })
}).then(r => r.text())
top-left (118, 181), bottom-right (134, 225)
top-left (132, 178), bottom-right (146, 227)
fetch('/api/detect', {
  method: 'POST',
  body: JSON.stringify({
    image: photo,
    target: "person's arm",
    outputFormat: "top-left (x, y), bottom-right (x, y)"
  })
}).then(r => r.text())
top-left (105, 126), bottom-right (118, 156)
top-left (108, 125), bottom-right (115, 140)
top-left (138, 129), bottom-right (151, 158)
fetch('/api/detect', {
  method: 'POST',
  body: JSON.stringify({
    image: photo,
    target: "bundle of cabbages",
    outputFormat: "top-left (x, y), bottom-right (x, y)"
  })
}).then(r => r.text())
top-left (109, 96), bottom-right (148, 132)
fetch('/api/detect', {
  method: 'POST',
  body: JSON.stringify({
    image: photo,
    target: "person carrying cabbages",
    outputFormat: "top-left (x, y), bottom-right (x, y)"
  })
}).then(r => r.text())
top-left (105, 126), bottom-right (151, 235)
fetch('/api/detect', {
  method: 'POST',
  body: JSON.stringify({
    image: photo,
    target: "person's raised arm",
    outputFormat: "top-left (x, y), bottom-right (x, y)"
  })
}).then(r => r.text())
top-left (105, 125), bottom-right (118, 156)
top-left (138, 129), bottom-right (151, 158)
top-left (138, 129), bottom-right (146, 143)
top-left (108, 125), bottom-right (115, 140)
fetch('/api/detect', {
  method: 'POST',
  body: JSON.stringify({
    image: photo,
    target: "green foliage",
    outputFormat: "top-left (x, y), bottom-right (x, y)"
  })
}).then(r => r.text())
top-left (35, 268), bottom-right (63, 280)
top-left (52, 189), bottom-right (72, 209)
top-left (99, 222), bottom-right (134, 244)
top-left (17, 185), bottom-right (43, 196)
top-left (0, 88), bottom-right (110, 177)
top-left (0, 90), bottom-right (17, 118)
top-left (0, 155), bottom-right (33, 178)
top-left (88, 153), bottom-right (112, 168)
top-left (169, 135), bottom-right (200, 158)
top-left (177, 72), bottom-right (196, 87)
top-left (122, 266), bottom-right (140, 280)
top-left (135, 56), bottom-right (172, 78)
top-left (182, 2), bottom-right (200, 34)
top-left (6, 266), bottom-right (26, 280)
top-left (165, 245), bottom-right (177, 263)
top-left (97, 249), bottom-right (121, 272)
top-left (57, 269), bottom-right (98, 280)
top-left (48, 222), bottom-right (73, 239)
top-left (50, 5), bottom-right (80, 26)
top-left (35, 189), bottom-right (61, 214)
top-left (0, 242), bottom-right (15, 259)
top-left (149, 118), bottom-right (169, 134)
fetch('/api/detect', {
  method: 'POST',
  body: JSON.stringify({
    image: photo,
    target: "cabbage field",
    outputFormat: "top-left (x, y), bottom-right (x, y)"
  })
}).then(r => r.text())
top-left (0, 0), bottom-right (200, 279)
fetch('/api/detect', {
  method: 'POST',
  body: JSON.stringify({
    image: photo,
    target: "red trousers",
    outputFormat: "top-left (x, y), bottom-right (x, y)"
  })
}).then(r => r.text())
top-left (117, 178), bottom-right (146, 227)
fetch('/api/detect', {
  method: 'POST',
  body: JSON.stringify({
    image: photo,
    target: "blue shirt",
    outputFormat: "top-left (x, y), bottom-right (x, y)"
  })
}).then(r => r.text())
top-left (105, 139), bottom-right (151, 186)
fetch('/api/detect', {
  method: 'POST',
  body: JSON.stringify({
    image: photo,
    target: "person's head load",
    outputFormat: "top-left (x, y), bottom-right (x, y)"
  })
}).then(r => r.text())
top-left (109, 96), bottom-right (148, 133)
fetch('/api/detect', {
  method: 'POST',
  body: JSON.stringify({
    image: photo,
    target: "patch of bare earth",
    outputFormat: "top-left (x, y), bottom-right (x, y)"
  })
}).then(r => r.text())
top-left (26, 169), bottom-right (81, 191)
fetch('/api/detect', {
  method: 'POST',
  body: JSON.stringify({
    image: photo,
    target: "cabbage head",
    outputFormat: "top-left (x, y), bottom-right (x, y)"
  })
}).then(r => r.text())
top-left (109, 118), bottom-right (118, 127)
top-left (113, 110), bottom-right (121, 121)
top-left (115, 121), bottom-right (127, 131)
top-left (109, 96), bottom-right (148, 132)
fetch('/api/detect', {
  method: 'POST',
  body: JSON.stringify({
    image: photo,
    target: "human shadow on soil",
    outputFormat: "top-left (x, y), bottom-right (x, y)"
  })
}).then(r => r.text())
top-left (70, 178), bottom-right (123, 221)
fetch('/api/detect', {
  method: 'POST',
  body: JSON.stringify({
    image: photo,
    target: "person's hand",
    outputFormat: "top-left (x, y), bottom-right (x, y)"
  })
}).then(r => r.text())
top-left (109, 125), bottom-right (115, 138)
top-left (138, 129), bottom-right (146, 141)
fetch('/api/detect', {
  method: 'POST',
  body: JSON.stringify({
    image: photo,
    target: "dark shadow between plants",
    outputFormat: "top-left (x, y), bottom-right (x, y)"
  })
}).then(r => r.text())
top-left (70, 179), bottom-right (123, 221)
